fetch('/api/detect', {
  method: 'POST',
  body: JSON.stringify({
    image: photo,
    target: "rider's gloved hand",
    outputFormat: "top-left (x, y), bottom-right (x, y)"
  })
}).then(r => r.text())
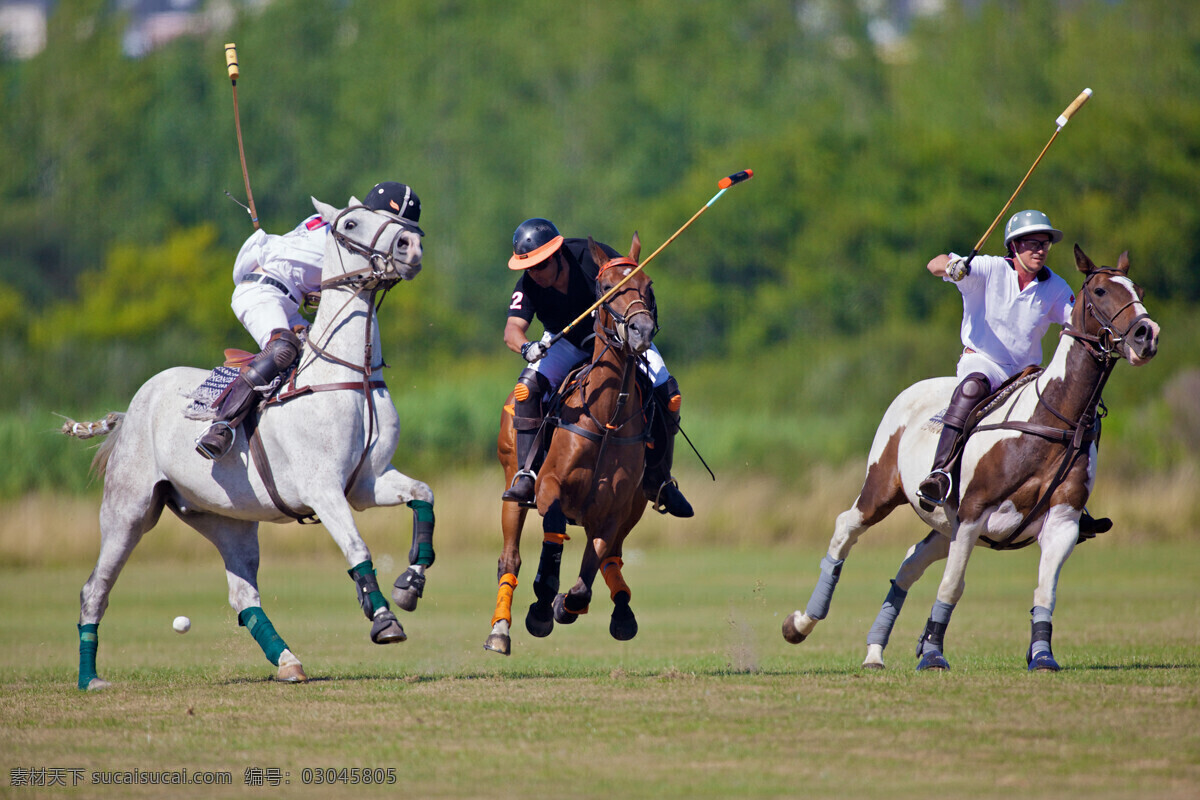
top-left (521, 341), bottom-right (548, 363)
top-left (945, 256), bottom-right (970, 282)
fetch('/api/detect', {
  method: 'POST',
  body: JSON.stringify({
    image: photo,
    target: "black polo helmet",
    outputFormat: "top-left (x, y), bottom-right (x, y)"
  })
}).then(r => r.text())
top-left (363, 181), bottom-right (424, 235)
top-left (508, 218), bottom-right (564, 270)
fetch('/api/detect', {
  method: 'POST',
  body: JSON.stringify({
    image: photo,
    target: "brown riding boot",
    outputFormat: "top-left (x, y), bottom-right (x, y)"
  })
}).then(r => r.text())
top-left (917, 372), bottom-right (990, 511)
top-left (196, 329), bottom-right (300, 461)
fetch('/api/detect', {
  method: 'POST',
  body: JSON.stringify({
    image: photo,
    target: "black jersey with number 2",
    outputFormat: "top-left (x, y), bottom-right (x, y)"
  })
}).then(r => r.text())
top-left (507, 237), bottom-right (620, 350)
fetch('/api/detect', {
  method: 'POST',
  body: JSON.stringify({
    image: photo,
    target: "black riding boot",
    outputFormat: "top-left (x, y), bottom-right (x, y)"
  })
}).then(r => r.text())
top-left (195, 329), bottom-right (301, 461)
top-left (502, 369), bottom-right (548, 506)
top-left (917, 372), bottom-right (989, 511)
top-left (643, 379), bottom-right (693, 518)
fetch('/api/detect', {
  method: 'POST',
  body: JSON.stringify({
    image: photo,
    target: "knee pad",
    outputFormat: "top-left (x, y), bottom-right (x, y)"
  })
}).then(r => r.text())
top-left (958, 372), bottom-right (990, 402)
top-left (512, 368), bottom-right (549, 430)
top-left (654, 376), bottom-right (682, 414)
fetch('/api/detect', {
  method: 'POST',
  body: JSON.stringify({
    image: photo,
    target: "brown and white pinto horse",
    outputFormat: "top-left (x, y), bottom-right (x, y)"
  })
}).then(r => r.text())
top-left (486, 235), bottom-right (654, 656)
top-left (783, 245), bottom-right (1159, 671)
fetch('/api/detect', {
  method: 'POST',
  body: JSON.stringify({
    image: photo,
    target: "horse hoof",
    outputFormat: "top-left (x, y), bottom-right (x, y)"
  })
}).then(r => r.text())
top-left (276, 663), bottom-right (308, 683)
top-left (861, 661), bottom-right (886, 671)
top-left (552, 593), bottom-right (584, 625)
top-left (85, 677), bottom-right (112, 692)
top-left (484, 633), bottom-right (512, 655)
top-left (1027, 652), bottom-right (1061, 672)
top-left (609, 600), bottom-right (638, 641)
top-left (916, 650), bottom-right (950, 671)
top-left (391, 567), bottom-right (425, 612)
top-left (781, 613), bottom-right (808, 644)
top-left (525, 602), bottom-right (554, 638)
top-left (370, 610), bottom-right (407, 644)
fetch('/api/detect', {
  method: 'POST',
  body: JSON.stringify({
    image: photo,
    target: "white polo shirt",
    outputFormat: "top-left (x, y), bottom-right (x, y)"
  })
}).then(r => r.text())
top-left (948, 253), bottom-right (1075, 376)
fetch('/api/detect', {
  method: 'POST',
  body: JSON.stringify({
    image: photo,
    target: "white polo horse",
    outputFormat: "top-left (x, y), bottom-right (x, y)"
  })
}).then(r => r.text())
top-left (63, 196), bottom-right (436, 690)
top-left (783, 246), bottom-right (1159, 671)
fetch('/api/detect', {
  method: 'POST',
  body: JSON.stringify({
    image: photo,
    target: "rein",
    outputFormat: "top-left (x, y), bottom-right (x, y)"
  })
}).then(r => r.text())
top-left (250, 208), bottom-right (410, 523)
top-left (972, 268), bottom-right (1132, 549)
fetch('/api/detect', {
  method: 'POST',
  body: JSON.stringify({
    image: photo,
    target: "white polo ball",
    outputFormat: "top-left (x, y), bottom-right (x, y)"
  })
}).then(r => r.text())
top-left (172, 615), bottom-right (191, 634)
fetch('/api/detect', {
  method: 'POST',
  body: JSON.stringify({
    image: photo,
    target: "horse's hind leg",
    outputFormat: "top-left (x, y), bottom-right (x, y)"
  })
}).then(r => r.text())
top-left (77, 480), bottom-right (168, 690)
top-left (179, 510), bottom-right (306, 682)
top-left (485, 500), bottom-right (527, 656)
top-left (862, 531), bottom-right (949, 669)
top-left (782, 503), bottom-right (876, 645)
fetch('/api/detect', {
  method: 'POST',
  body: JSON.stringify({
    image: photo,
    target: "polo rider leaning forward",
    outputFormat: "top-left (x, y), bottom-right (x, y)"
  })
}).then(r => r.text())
top-left (196, 181), bottom-right (424, 460)
top-left (917, 208), bottom-right (1110, 536)
top-left (502, 217), bottom-right (693, 518)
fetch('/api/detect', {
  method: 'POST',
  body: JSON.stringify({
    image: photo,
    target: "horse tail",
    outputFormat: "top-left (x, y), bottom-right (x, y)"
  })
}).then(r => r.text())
top-left (59, 413), bottom-right (125, 478)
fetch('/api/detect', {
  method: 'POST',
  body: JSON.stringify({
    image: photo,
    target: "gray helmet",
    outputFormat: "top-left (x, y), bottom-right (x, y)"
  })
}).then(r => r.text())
top-left (1004, 210), bottom-right (1063, 249)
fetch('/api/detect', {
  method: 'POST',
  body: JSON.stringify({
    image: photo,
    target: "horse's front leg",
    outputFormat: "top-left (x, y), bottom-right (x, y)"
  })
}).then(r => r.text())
top-left (599, 498), bottom-right (647, 641)
top-left (549, 520), bottom-right (614, 623)
top-left (1027, 505), bottom-right (1080, 672)
top-left (185, 514), bottom-right (306, 683)
top-left (350, 466), bottom-right (436, 613)
top-left (308, 489), bottom-right (407, 645)
top-left (862, 530), bottom-right (950, 669)
top-left (915, 516), bottom-right (984, 671)
top-left (485, 499), bottom-right (528, 656)
top-left (525, 499), bottom-right (569, 637)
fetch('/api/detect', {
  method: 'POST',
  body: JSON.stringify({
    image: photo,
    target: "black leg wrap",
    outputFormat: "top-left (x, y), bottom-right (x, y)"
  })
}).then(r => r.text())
top-left (532, 541), bottom-right (563, 606)
top-left (1031, 620), bottom-right (1053, 646)
top-left (916, 618), bottom-right (948, 656)
top-left (348, 563), bottom-right (385, 621)
top-left (407, 500), bottom-right (435, 567)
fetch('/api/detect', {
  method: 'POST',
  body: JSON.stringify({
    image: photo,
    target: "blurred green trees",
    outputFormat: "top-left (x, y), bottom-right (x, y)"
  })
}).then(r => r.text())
top-left (2, 0), bottom-right (1198, 492)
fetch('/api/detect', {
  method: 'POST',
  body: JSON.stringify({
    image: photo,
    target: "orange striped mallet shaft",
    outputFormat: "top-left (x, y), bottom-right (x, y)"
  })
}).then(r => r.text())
top-left (550, 169), bottom-right (755, 344)
top-left (965, 89), bottom-right (1092, 266)
top-left (225, 43), bottom-right (259, 229)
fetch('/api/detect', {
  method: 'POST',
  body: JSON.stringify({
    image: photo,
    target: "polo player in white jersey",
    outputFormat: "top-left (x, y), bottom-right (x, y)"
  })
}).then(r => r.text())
top-left (917, 209), bottom-right (1110, 536)
top-left (195, 182), bottom-right (423, 460)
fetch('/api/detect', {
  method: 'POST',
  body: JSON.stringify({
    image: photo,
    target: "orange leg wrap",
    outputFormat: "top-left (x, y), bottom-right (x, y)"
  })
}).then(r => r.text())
top-left (543, 531), bottom-right (570, 545)
top-left (601, 556), bottom-right (631, 602)
top-left (491, 573), bottom-right (518, 626)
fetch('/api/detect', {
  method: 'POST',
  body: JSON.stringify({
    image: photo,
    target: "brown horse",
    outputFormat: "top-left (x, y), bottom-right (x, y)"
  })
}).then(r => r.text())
top-left (486, 235), bottom-right (655, 655)
top-left (782, 245), bottom-right (1160, 671)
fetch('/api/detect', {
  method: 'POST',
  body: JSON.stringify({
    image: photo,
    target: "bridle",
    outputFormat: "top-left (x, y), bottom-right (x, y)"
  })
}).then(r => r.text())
top-left (594, 257), bottom-right (657, 350)
top-left (1061, 267), bottom-right (1151, 363)
top-left (320, 204), bottom-right (422, 292)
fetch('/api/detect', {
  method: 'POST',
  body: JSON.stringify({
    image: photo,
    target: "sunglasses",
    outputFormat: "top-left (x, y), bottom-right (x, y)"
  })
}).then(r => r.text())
top-left (1017, 238), bottom-right (1053, 252)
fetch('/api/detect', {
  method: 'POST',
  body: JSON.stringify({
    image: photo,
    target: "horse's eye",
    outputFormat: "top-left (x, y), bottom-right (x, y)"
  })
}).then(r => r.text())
top-left (1094, 287), bottom-right (1106, 296)
top-left (344, 220), bottom-right (357, 230)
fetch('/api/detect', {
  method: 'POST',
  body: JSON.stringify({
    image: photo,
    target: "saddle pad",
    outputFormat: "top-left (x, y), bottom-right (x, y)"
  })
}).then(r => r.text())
top-left (183, 366), bottom-right (241, 421)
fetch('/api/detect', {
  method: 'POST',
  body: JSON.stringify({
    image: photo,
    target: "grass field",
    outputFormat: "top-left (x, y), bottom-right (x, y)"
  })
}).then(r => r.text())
top-left (1, 495), bottom-right (1197, 799)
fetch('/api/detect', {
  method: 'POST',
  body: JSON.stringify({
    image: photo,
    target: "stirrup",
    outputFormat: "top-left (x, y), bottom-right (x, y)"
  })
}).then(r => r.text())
top-left (195, 421), bottom-right (237, 461)
top-left (502, 469), bottom-right (537, 506)
top-left (649, 477), bottom-right (693, 517)
top-left (916, 469), bottom-right (952, 509)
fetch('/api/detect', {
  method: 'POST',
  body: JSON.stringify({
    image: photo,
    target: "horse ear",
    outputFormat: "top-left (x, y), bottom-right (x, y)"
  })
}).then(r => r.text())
top-left (1117, 250), bottom-right (1131, 274)
top-left (312, 196), bottom-right (338, 224)
top-left (1073, 243), bottom-right (1096, 275)
top-left (588, 236), bottom-right (609, 268)
top-left (629, 231), bottom-right (641, 263)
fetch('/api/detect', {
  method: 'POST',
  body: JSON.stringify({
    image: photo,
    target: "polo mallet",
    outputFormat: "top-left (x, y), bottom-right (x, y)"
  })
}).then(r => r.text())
top-left (963, 88), bottom-right (1092, 268)
top-left (549, 169), bottom-right (755, 345)
top-left (224, 43), bottom-right (260, 229)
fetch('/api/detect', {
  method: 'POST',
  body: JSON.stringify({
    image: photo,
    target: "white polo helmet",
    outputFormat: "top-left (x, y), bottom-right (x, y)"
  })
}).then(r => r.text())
top-left (1004, 209), bottom-right (1063, 249)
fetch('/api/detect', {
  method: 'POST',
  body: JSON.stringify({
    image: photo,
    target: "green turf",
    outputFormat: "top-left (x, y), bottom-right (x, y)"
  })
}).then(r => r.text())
top-left (1, 542), bottom-right (1197, 799)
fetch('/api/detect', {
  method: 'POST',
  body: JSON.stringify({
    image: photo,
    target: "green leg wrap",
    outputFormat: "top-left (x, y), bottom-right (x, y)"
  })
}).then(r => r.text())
top-left (348, 561), bottom-right (388, 618)
top-left (407, 499), bottom-right (435, 567)
top-left (78, 623), bottom-right (99, 691)
top-left (238, 607), bottom-right (289, 666)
